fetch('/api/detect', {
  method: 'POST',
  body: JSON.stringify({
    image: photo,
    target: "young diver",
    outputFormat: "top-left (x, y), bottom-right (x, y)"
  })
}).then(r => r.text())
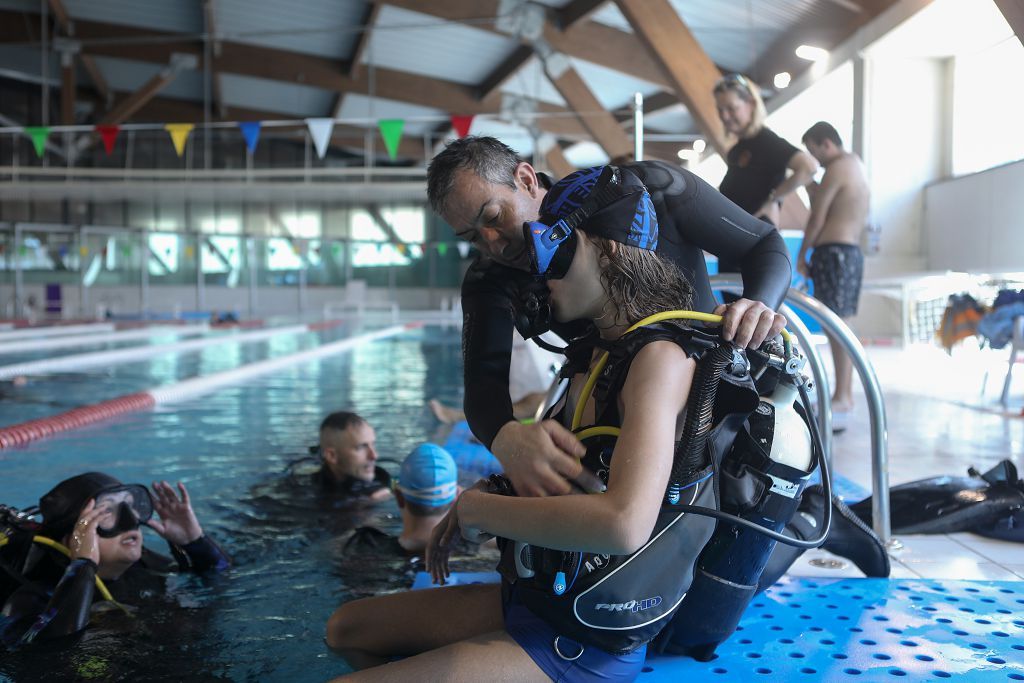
top-left (326, 166), bottom-right (726, 681)
top-left (0, 472), bottom-right (229, 648)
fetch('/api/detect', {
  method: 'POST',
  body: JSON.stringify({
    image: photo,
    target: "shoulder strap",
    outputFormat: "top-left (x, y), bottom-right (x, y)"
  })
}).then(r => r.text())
top-left (593, 322), bottom-right (717, 426)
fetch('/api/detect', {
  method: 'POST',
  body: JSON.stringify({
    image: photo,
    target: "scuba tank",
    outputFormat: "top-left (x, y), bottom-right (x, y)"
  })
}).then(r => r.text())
top-left (655, 340), bottom-right (828, 661)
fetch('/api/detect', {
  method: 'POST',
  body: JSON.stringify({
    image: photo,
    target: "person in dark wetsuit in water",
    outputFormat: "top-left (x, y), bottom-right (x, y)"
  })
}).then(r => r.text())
top-left (0, 472), bottom-right (229, 649)
top-left (313, 411), bottom-right (392, 503)
top-left (426, 136), bottom-right (791, 499)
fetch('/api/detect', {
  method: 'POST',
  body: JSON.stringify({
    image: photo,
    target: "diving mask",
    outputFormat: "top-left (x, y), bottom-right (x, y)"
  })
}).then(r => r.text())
top-left (93, 484), bottom-right (154, 538)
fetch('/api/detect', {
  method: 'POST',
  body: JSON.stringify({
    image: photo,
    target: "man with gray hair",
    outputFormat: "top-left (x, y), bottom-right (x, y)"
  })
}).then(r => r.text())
top-left (428, 136), bottom-right (794, 497)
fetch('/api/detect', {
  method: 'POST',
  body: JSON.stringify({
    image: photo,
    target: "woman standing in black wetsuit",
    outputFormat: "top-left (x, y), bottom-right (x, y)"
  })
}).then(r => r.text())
top-left (422, 136), bottom-right (793, 500)
top-left (714, 75), bottom-right (817, 271)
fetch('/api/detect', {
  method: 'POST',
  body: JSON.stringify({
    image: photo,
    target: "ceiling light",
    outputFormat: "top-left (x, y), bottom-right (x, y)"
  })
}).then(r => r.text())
top-left (795, 45), bottom-right (829, 62)
top-left (692, 139), bottom-right (706, 154)
top-left (773, 72), bottom-right (791, 89)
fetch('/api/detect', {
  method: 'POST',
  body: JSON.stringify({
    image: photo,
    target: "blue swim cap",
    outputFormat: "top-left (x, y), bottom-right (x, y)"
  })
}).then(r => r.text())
top-left (398, 444), bottom-right (458, 507)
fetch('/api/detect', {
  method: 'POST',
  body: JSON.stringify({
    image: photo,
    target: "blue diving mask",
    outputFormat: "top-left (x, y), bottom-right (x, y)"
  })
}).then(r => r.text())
top-left (524, 218), bottom-right (578, 280)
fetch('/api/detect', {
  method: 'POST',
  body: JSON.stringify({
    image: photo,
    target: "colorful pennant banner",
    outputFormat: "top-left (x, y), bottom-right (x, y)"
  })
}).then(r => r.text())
top-left (305, 118), bottom-right (335, 159)
top-left (238, 121), bottom-right (261, 154)
top-left (24, 127), bottom-right (49, 158)
top-left (378, 119), bottom-right (404, 161)
top-left (96, 125), bottom-right (120, 156)
top-left (451, 115), bottom-right (474, 138)
top-left (164, 123), bottom-right (195, 157)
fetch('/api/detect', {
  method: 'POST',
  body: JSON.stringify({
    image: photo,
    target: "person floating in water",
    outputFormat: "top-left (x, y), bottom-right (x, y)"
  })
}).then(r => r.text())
top-left (0, 472), bottom-right (229, 649)
top-left (312, 412), bottom-right (392, 503)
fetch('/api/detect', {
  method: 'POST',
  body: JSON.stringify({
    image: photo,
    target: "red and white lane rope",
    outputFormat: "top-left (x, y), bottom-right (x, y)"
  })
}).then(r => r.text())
top-left (0, 324), bottom-right (211, 355)
top-left (0, 323), bottom-right (417, 449)
top-left (0, 323), bottom-right (116, 341)
top-left (0, 321), bottom-right (342, 380)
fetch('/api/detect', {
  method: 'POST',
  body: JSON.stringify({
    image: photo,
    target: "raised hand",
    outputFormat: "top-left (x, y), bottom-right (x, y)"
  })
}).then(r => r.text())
top-left (68, 499), bottom-right (105, 565)
top-left (148, 481), bottom-right (203, 546)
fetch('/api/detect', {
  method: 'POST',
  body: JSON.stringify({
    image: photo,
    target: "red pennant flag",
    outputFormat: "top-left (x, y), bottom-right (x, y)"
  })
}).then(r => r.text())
top-left (451, 115), bottom-right (474, 138)
top-left (96, 125), bottom-right (121, 155)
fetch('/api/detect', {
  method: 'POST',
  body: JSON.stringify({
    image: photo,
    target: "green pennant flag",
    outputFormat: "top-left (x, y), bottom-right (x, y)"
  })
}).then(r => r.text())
top-left (436, 242), bottom-right (448, 257)
top-left (378, 119), bottom-right (404, 160)
top-left (24, 127), bottom-right (50, 158)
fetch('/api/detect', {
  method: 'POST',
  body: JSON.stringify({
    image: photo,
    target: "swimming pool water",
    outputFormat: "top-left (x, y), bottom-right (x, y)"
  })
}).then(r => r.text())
top-left (0, 323), bottom-right (472, 681)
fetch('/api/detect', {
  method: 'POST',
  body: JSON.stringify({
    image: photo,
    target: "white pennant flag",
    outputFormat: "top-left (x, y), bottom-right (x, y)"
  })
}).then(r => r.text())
top-left (456, 242), bottom-right (471, 258)
top-left (305, 118), bottom-right (335, 159)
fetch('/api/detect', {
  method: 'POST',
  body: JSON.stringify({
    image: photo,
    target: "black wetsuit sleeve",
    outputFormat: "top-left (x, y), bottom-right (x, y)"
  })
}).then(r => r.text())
top-left (626, 161), bottom-right (792, 310)
top-left (1, 558), bottom-right (96, 645)
top-left (167, 536), bottom-right (231, 573)
top-left (460, 261), bottom-right (518, 449)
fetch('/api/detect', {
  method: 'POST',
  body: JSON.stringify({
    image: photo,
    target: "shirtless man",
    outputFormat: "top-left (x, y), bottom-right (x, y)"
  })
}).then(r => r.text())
top-left (797, 121), bottom-right (870, 428)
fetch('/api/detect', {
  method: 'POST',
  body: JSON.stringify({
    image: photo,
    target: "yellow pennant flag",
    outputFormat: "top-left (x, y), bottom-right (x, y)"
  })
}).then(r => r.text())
top-left (164, 123), bottom-right (195, 157)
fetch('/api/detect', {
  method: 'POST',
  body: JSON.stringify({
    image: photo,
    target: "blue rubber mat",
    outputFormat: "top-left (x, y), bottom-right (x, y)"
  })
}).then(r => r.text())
top-left (644, 577), bottom-right (1024, 682)
top-left (410, 573), bottom-right (1023, 681)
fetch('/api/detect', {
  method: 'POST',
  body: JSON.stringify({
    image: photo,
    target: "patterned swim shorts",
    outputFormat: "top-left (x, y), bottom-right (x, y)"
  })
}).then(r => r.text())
top-left (809, 243), bottom-right (864, 318)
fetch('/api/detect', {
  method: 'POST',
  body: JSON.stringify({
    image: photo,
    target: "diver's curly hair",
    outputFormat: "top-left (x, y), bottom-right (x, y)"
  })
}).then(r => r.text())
top-left (592, 236), bottom-right (694, 326)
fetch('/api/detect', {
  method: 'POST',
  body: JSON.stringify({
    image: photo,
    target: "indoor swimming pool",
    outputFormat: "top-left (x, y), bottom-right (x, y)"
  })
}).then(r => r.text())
top-left (1, 322), bottom-right (472, 681)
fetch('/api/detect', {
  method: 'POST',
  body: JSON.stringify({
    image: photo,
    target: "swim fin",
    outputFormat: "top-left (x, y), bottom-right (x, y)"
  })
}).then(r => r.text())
top-left (850, 460), bottom-right (1024, 537)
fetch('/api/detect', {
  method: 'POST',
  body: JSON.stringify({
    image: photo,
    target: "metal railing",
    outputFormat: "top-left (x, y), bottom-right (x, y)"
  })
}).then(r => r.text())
top-left (712, 276), bottom-right (891, 544)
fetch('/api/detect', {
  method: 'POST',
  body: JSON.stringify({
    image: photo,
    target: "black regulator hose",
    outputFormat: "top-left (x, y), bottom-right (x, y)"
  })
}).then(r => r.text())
top-left (667, 344), bottom-right (735, 504)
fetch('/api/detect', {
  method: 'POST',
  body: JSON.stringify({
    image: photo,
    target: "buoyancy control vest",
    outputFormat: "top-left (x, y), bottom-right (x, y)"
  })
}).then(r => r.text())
top-left (495, 322), bottom-right (761, 654)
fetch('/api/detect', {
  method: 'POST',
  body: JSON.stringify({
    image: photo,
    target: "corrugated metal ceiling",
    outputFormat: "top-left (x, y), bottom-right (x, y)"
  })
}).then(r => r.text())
top-left (216, 0), bottom-right (366, 60)
top-left (363, 5), bottom-right (517, 86)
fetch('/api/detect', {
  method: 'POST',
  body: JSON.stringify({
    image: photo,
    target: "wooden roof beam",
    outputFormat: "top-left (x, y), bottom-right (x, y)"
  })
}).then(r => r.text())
top-left (542, 52), bottom-right (632, 162)
top-left (47, 0), bottom-right (112, 106)
top-left (333, 2), bottom-right (381, 118)
top-left (613, 0), bottom-right (727, 155)
top-left (748, 0), bottom-right (896, 90)
top-left (556, 0), bottom-right (608, 31)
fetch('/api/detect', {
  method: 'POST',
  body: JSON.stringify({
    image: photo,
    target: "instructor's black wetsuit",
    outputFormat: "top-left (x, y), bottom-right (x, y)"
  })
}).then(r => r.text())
top-left (461, 160), bottom-right (792, 448)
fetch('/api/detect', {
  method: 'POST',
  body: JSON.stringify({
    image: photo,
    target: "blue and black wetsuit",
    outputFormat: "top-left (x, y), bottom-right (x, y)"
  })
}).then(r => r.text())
top-left (0, 535), bottom-right (229, 648)
top-left (461, 160), bottom-right (791, 448)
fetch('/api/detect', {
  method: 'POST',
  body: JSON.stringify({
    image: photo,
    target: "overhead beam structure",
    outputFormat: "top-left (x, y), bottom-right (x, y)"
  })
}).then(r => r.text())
top-left (542, 53), bottom-right (632, 162)
top-left (613, 0), bottom-right (726, 156)
top-left (46, 0), bottom-right (112, 107)
top-left (556, 0), bottom-right (609, 31)
top-left (0, 12), bottom-right (592, 141)
top-left (749, 0), bottom-right (896, 90)
top-left (332, 2), bottom-right (381, 119)
top-left (97, 58), bottom-right (191, 126)
top-left (202, 0), bottom-right (227, 119)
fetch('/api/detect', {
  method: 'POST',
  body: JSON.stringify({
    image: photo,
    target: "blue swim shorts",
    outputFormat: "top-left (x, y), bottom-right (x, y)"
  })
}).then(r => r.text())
top-left (503, 585), bottom-right (647, 682)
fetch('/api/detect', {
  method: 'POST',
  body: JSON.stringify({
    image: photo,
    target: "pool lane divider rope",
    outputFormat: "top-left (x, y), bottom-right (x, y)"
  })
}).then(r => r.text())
top-left (0, 323), bottom-right (419, 449)
top-left (0, 322), bottom-right (116, 341)
top-left (0, 321), bottom-right (344, 380)
top-left (0, 324), bottom-right (211, 355)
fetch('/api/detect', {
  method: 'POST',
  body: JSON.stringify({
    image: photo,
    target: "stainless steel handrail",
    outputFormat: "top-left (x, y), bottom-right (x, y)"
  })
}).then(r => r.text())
top-left (711, 276), bottom-right (891, 543)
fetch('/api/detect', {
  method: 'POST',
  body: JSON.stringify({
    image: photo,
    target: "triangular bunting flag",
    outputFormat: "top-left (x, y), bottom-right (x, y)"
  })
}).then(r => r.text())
top-left (24, 127), bottom-right (50, 158)
top-left (396, 243), bottom-right (407, 255)
top-left (164, 123), bottom-right (195, 157)
top-left (96, 125), bottom-right (120, 155)
top-left (436, 243), bottom-right (448, 257)
top-left (378, 119), bottom-right (404, 160)
top-left (306, 118), bottom-right (334, 159)
top-left (451, 115), bottom-right (474, 138)
top-left (456, 242), bottom-right (471, 258)
top-left (238, 121), bottom-right (261, 154)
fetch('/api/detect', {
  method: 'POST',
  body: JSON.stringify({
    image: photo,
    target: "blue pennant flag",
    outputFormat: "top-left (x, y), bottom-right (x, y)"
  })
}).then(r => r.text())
top-left (238, 121), bottom-right (262, 153)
